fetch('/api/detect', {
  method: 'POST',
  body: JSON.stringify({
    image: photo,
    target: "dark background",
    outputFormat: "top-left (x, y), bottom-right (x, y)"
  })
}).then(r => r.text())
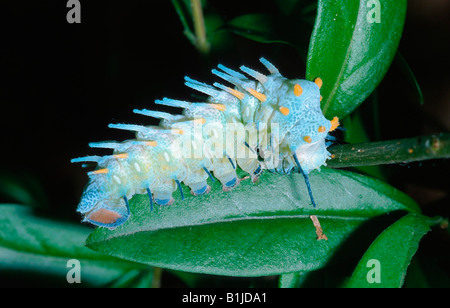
top-left (1, 0), bottom-right (449, 228)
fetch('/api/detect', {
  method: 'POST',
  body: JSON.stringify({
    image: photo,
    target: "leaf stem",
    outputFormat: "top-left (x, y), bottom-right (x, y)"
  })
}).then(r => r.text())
top-left (327, 133), bottom-right (450, 168)
top-left (151, 267), bottom-right (163, 288)
top-left (190, 0), bottom-right (210, 54)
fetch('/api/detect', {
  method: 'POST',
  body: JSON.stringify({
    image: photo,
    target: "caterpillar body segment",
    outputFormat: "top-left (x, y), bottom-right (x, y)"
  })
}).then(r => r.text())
top-left (72, 58), bottom-right (338, 229)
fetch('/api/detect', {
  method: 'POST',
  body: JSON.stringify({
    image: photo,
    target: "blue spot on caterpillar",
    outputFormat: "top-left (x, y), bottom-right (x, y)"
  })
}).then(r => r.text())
top-left (71, 58), bottom-right (340, 229)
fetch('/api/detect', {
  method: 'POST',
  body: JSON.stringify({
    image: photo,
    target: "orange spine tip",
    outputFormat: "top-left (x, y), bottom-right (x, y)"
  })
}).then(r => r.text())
top-left (172, 129), bottom-right (185, 135)
top-left (89, 168), bottom-right (109, 175)
top-left (318, 126), bottom-right (326, 133)
top-left (330, 116), bottom-right (340, 132)
top-left (315, 77), bottom-right (323, 89)
top-left (193, 118), bottom-right (207, 125)
top-left (246, 88), bottom-right (267, 102)
top-left (229, 89), bottom-right (245, 100)
top-left (146, 141), bottom-right (158, 147)
top-left (113, 153), bottom-right (129, 159)
top-left (320, 95), bottom-right (323, 102)
top-left (294, 84), bottom-right (303, 97)
top-left (304, 136), bottom-right (312, 143)
top-left (211, 104), bottom-right (227, 112)
top-left (279, 106), bottom-right (290, 116)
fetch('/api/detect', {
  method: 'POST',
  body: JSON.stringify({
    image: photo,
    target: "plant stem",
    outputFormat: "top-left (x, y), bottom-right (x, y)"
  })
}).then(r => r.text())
top-left (310, 215), bottom-right (328, 241)
top-left (190, 0), bottom-right (210, 54)
top-left (151, 267), bottom-right (163, 288)
top-left (327, 133), bottom-right (450, 168)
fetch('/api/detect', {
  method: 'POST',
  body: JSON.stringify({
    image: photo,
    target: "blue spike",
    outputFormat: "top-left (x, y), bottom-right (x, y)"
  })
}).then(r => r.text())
top-left (184, 76), bottom-right (201, 84)
top-left (217, 64), bottom-right (247, 79)
top-left (108, 123), bottom-right (148, 133)
top-left (89, 142), bottom-right (121, 150)
top-left (293, 153), bottom-right (317, 208)
top-left (185, 81), bottom-right (222, 98)
top-left (213, 82), bottom-right (231, 92)
top-left (155, 98), bottom-right (191, 109)
top-left (259, 57), bottom-right (280, 75)
top-left (71, 156), bottom-right (102, 163)
top-left (212, 69), bottom-right (244, 87)
top-left (203, 167), bottom-right (215, 182)
top-left (146, 188), bottom-right (154, 211)
top-left (175, 179), bottom-right (184, 201)
top-left (239, 65), bottom-right (268, 84)
top-left (184, 76), bottom-right (214, 87)
top-left (133, 109), bottom-right (176, 121)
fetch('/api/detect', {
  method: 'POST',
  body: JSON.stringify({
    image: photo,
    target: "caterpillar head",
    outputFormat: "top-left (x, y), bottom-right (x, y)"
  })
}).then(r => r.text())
top-left (271, 78), bottom-right (338, 173)
top-left (77, 180), bottom-right (130, 229)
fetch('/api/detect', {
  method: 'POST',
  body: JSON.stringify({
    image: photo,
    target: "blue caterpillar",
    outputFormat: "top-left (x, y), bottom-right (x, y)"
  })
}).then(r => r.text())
top-left (72, 58), bottom-right (340, 229)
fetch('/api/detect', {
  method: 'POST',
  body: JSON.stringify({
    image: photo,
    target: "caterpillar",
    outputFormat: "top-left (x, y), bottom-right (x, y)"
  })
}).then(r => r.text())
top-left (72, 58), bottom-right (340, 229)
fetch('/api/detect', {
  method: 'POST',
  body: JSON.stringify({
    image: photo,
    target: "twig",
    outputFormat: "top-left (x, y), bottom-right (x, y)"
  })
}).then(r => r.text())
top-left (190, 0), bottom-right (210, 54)
top-left (327, 133), bottom-right (450, 168)
top-left (310, 215), bottom-right (328, 241)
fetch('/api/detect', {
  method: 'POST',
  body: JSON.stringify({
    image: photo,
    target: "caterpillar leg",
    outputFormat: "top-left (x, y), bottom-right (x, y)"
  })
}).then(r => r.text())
top-left (222, 177), bottom-right (240, 192)
top-left (237, 140), bottom-right (263, 183)
top-left (152, 180), bottom-right (176, 206)
top-left (211, 157), bottom-right (239, 191)
top-left (237, 157), bottom-right (263, 183)
top-left (76, 181), bottom-right (131, 228)
top-left (184, 169), bottom-right (212, 196)
top-left (154, 195), bottom-right (174, 206)
top-left (82, 197), bottom-right (130, 229)
top-left (84, 208), bottom-right (129, 229)
top-left (190, 183), bottom-right (211, 196)
top-left (252, 165), bottom-right (263, 183)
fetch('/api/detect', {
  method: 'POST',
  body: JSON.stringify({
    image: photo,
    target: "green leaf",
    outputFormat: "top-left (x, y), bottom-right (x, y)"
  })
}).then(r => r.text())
top-left (306, 0), bottom-right (407, 119)
top-left (0, 204), bottom-right (146, 287)
top-left (0, 172), bottom-right (49, 208)
top-left (279, 271), bottom-right (306, 288)
top-left (345, 213), bottom-right (431, 288)
top-left (86, 168), bottom-right (420, 277)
